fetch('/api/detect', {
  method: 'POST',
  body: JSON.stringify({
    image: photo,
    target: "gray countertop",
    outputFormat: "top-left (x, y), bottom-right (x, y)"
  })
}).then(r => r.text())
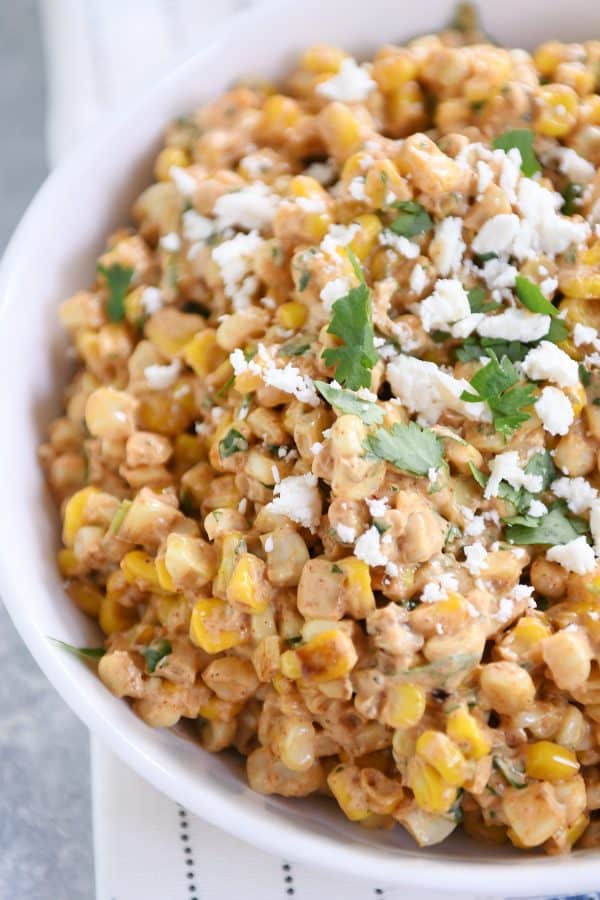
top-left (0, 3), bottom-right (94, 898)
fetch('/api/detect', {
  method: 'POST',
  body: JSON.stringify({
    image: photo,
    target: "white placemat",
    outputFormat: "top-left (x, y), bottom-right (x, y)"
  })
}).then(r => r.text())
top-left (39, 3), bottom-right (597, 898)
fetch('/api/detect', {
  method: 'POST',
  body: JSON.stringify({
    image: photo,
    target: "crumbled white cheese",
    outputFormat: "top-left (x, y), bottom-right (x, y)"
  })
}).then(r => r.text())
top-left (320, 277), bottom-right (350, 312)
top-left (182, 209), bottom-right (214, 243)
top-left (366, 496), bottom-right (389, 518)
top-left (429, 217), bottom-right (465, 276)
top-left (140, 286), bottom-right (163, 316)
top-left (464, 542), bottom-right (488, 576)
top-left (547, 536), bottom-right (596, 574)
top-left (418, 278), bottom-right (470, 333)
top-left (464, 515), bottom-right (486, 537)
top-left (304, 160), bottom-right (337, 185)
top-left (573, 323), bottom-right (599, 347)
top-left (484, 451), bottom-right (543, 499)
top-left (450, 313), bottom-right (483, 340)
top-left (230, 344), bottom-right (319, 407)
top-left (379, 230), bottom-right (420, 259)
top-left (214, 182), bottom-right (279, 231)
top-left (409, 263), bottom-right (427, 295)
top-left (348, 177), bottom-right (367, 201)
top-left (160, 232), bottom-right (181, 253)
top-left (472, 214), bottom-right (520, 257)
top-left (496, 147), bottom-right (522, 204)
top-left (528, 499), bottom-right (548, 517)
top-left (540, 277), bottom-right (558, 298)
top-left (476, 160), bottom-right (494, 195)
top-left (212, 231), bottom-right (263, 308)
top-left (535, 386), bottom-right (574, 436)
top-left (558, 148), bottom-right (596, 184)
top-left (354, 526), bottom-right (388, 568)
top-left (392, 320), bottom-right (421, 352)
top-left (295, 196), bottom-right (327, 213)
top-left (336, 523), bottom-right (357, 543)
top-left (267, 473), bottom-right (321, 530)
top-left (476, 307), bottom-right (550, 342)
top-left (522, 341), bottom-right (579, 387)
top-left (310, 442), bottom-right (323, 456)
top-left (320, 223), bottom-right (360, 258)
top-left (515, 177), bottom-right (591, 260)
top-left (316, 58), bottom-right (376, 103)
top-left (170, 165), bottom-right (197, 197)
top-left (551, 476), bottom-right (598, 514)
top-left (387, 355), bottom-right (490, 424)
top-left (481, 257), bottom-right (518, 290)
top-left (144, 358), bottom-right (181, 390)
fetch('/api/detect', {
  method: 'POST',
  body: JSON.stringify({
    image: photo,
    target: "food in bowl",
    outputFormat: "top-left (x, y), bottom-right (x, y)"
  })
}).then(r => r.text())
top-left (39, 6), bottom-right (600, 853)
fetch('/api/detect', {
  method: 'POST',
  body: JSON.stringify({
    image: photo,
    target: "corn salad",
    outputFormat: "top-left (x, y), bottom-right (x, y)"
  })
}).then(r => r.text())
top-left (40, 7), bottom-right (600, 853)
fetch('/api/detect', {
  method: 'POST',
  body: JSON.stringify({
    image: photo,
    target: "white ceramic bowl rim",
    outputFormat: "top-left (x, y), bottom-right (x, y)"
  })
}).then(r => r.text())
top-left (3, 0), bottom-right (600, 893)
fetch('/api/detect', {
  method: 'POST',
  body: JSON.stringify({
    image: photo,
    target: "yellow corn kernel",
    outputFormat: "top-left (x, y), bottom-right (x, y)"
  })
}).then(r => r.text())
top-left (327, 766), bottom-right (370, 821)
top-left (381, 683), bottom-right (426, 729)
top-left (155, 557), bottom-right (175, 592)
top-left (565, 812), bottom-right (589, 848)
top-left (407, 757), bottom-right (458, 814)
top-left (283, 628), bottom-right (358, 683)
top-left (416, 730), bottom-right (467, 787)
top-left (318, 102), bottom-right (363, 162)
top-left (349, 214), bottom-right (382, 261)
top-left (534, 84), bottom-right (578, 137)
top-left (144, 311), bottom-right (204, 358)
top-left (506, 827), bottom-right (529, 850)
top-left (559, 297), bottom-right (600, 334)
top-left (259, 94), bottom-right (302, 142)
top-left (302, 44), bottom-right (346, 74)
top-left (525, 741), bottom-right (580, 782)
top-left (154, 146), bottom-right (189, 181)
top-left (555, 62), bottom-right (595, 97)
top-left (559, 271), bottom-right (600, 300)
top-left (580, 93), bottom-right (600, 125)
top-left (172, 433), bottom-right (205, 475)
top-left (226, 552), bottom-right (270, 613)
top-left (533, 41), bottom-right (565, 77)
top-left (337, 556), bottom-right (375, 618)
top-left (364, 159), bottom-right (408, 208)
top-left (123, 285), bottom-right (147, 326)
top-left (275, 301), bottom-right (308, 329)
top-left (155, 594), bottom-right (185, 627)
top-left (446, 707), bottom-right (491, 761)
top-left (57, 548), bottom-right (79, 577)
top-left (340, 150), bottom-right (373, 184)
top-left (386, 81), bottom-right (428, 138)
top-left (189, 598), bottom-right (245, 654)
top-left (213, 531), bottom-right (247, 598)
top-left (138, 387), bottom-right (196, 437)
top-left (120, 550), bottom-right (162, 592)
top-left (503, 615), bottom-right (552, 659)
top-left (372, 51), bottom-right (418, 92)
top-left (581, 241), bottom-right (600, 267)
top-left (62, 486), bottom-right (99, 547)
top-left (289, 175), bottom-right (327, 200)
top-left (66, 580), bottom-right (103, 617)
top-left (197, 696), bottom-right (242, 722)
top-left (564, 382), bottom-right (586, 417)
top-left (99, 594), bottom-right (137, 635)
top-left (181, 330), bottom-right (227, 377)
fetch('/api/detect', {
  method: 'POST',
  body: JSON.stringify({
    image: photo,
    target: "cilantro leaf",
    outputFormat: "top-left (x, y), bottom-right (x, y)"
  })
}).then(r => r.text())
top-left (469, 452), bottom-right (555, 515)
top-left (279, 335), bottom-right (312, 357)
top-left (218, 428), bottom-right (248, 458)
top-left (492, 129), bottom-right (541, 177)
top-left (322, 254), bottom-right (378, 390)
top-left (143, 639), bottom-right (172, 673)
top-left (545, 317), bottom-right (569, 343)
top-left (97, 263), bottom-right (134, 322)
top-left (365, 421), bottom-right (444, 476)
top-left (468, 286), bottom-right (501, 314)
top-left (505, 502), bottom-right (589, 545)
top-left (50, 639), bottom-right (105, 661)
top-left (515, 275), bottom-right (558, 317)
top-left (456, 336), bottom-right (532, 364)
top-left (389, 201), bottom-right (433, 238)
top-left (461, 353), bottom-right (536, 437)
top-left (315, 381), bottom-right (384, 425)
top-left (580, 363), bottom-right (592, 386)
top-left (524, 450), bottom-right (557, 492)
top-left (562, 182), bottom-right (583, 216)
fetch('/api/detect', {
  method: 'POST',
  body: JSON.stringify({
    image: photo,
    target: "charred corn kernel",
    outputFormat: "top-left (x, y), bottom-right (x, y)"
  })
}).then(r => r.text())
top-left (99, 594), bottom-right (137, 635)
top-left (154, 146), bottom-right (189, 181)
top-left (386, 81), bottom-right (428, 137)
top-left (182, 330), bottom-right (227, 377)
top-left (226, 552), bottom-right (270, 613)
top-left (407, 757), bottom-right (458, 814)
top-left (189, 598), bottom-right (244, 654)
top-left (372, 51), bottom-right (418, 92)
top-left (155, 557), bottom-right (175, 592)
top-left (327, 766), bottom-right (370, 821)
top-left (534, 84), bottom-right (578, 137)
top-left (302, 44), bottom-right (346, 74)
top-left (416, 730), bottom-right (467, 787)
top-left (446, 707), bottom-right (491, 761)
top-left (57, 548), bottom-right (79, 577)
top-left (284, 628), bottom-right (357, 683)
top-left (580, 93), bottom-right (600, 125)
top-left (62, 486), bottom-right (99, 547)
top-left (260, 94), bottom-right (302, 141)
top-left (349, 214), bottom-right (382, 260)
top-left (533, 41), bottom-right (565, 77)
top-left (525, 741), bottom-right (580, 782)
top-left (66, 580), bottom-right (103, 617)
top-left (337, 556), bottom-right (375, 618)
top-left (120, 550), bottom-right (162, 591)
top-left (276, 301), bottom-right (307, 329)
top-left (381, 683), bottom-right (426, 728)
top-left (318, 102), bottom-right (362, 161)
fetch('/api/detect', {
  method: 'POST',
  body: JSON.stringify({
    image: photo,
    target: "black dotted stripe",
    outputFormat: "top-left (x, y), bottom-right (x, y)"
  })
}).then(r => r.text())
top-left (282, 861), bottom-right (295, 896)
top-left (178, 807), bottom-right (198, 900)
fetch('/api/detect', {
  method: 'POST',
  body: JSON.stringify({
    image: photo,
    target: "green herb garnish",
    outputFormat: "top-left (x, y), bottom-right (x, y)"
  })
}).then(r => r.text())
top-left (504, 502), bottom-right (589, 545)
top-left (51, 639), bottom-right (105, 661)
top-left (468, 286), bottom-right (501, 314)
top-left (218, 428), bottom-right (249, 458)
top-left (562, 182), bottom-right (583, 216)
top-left (580, 364), bottom-right (592, 387)
top-left (461, 352), bottom-right (536, 437)
top-left (492, 129), bottom-right (540, 177)
top-left (365, 420), bottom-right (444, 477)
top-left (142, 639), bottom-right (172, 673)
top-left (315, 380), bottom-right (383, 425)
top-left (298, 270), bottom-right (311, 292)
top-left (389, 200), bottom-right (433, 238)
top-left (97, 263), bottom-right (134, 322)
top-left (515, 275), bottom-right (558, 317)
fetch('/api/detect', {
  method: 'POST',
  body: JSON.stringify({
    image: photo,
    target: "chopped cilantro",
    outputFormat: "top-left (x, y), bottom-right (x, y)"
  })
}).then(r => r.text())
top-left (279, 335), bottom-right (312, 357)
top-left (431, 329), bottom-right (452, 343)
top-left (315, 380), bottom-right (384, 425)
top-left (218, 428), bottom-right (248, 458)
top-left (461, 352), bottom-right (536, 437)
top-left (50, 639), bottom-right (105, 661)
top-left (505, 501), bottom-right (589, 545)
top-left (562, 182), bottom-right (583, 216)
top-left (475, 251), bottom-right (499, 264)
top-left (492, 129), bottom-right (540, 177)
top-left (298, 270), bottom-right (311, 292)
top-left (456, 336), bottom-right (531, 364)
top-left (321, 250), bottom-right (378, 390)
top-left (97, 263), bottom-right (134, 322)
top-left (468, 286), bottom-right (501, 314)
top-left (580, 364), bottom-right (592, 387)
top-left (389, 200), bottom-right (433, 238)
top-left (545, 317), bottom-right (568, 343)
top-left (331, 564), bottom-right (343, 575)
top-left (515, 275), bottom-right (558, 317)
top-left (365, 420), bottom-right (444, 477)
top-left (143, 639), bottom-right (172, 673)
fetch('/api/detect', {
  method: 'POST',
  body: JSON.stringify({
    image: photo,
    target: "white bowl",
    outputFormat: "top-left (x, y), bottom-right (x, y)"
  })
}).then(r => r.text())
top-left (2, 0), bottom-right (600, 893)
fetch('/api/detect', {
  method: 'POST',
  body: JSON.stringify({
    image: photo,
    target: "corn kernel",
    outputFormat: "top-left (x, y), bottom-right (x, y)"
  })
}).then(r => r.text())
top-left (381, 683), bottom-right (426, 728)
top-left (564, 382), bottom-right (587, 417)
top-left (337, 557), bottom-right (376, 618)
top-left (555, 62), bottom-right (595, 96)
top-left (580, 93), bottom-right (600, 125)
top-left (372, 51), bottom-right (418, 92)
top-left (559, 271), bottom-right (600, 300)
top-left (565, 812), bottom-right (589, 848)
top-left (416, 730), bottom-right (467, 787)
top-left (349, 214), bottom-right (382, 261)
top-left (155, 557), bottom-right (175, 592)
top-left (534, 84), bottom-right (578, 137)
top-left (302, 44), bottom-right (346, 74)
top-left (285, 628), bottom-right (357, 683)
top-left (559, 297), bottom-right (600, 333)
top-left (189, 598), bottom-right (245, 654)
top-left (328, 766), bottom-right (370, 821)
top-left (172, 433), bottom-right (205, 475)
top-left (120, 550), bottom-right (162, 591)
top-left (446, 707), bottom-right (491, 761)
top-left (99, 594), bottom-right (137, 635)
top-left (154, 146), bottom-right (189, 181)
top-left (226, 552), bottom-right (270, 613)
top-left (276, 301), bottom-right (308, 329)
top-left (62, 486), bottom-right (99, 547)
top-left (57, 548), bottom-right (80, 578)
top-left (386, 81), bottom-right (428, 138)
top-left (197, 695), bottom-right (242, 722)
top-left (525, 741), bottom-right (580, 782)
top-left (66, 580), bottom-right (103, 617)
top-left (407, 757), bottom-right (458, 814)
top-left (259, 95), bottom-right (302, 142)
top-left (364, 159), bottom-right (408, 208)
top-left (533, 41), bottom-right (565, 77)
top-left (318, 102), bottom-right (363, 162)
top-left (182, 330), bottom-right (227, 377)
